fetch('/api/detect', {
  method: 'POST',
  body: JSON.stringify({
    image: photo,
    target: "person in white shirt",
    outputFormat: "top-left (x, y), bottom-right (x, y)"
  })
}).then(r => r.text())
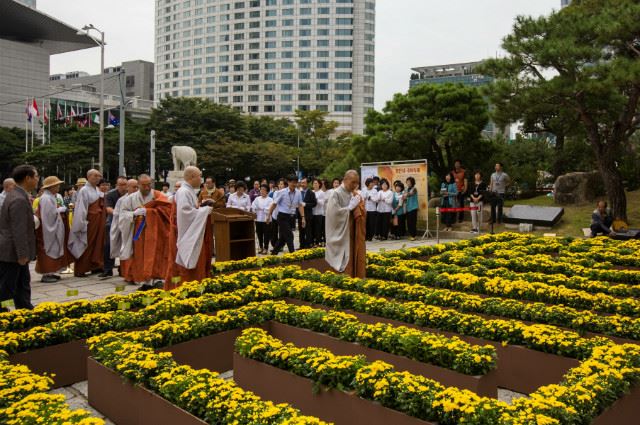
top-left (269, 179), bottom-right (285, 250)
top-left (311, 179), bottom-right (326, 247)
top-left (361, 177), bottom-right (378, 241)
top-left (376, 179), bottom-right (393, 240)
top-left (251, 184), bottom-right (274, 254)
top-left (226, 181), bottom-right (251, 211)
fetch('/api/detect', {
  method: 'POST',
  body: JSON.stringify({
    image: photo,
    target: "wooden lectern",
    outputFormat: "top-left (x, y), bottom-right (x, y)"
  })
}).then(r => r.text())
top-left (212, 208), bottom-right (256, 261)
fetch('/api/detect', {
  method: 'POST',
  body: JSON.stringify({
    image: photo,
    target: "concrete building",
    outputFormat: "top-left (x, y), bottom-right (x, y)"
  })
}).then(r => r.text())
top-left (0, 0), bottom-right (95, 132)
top-left (154, 0), bottom-right (376, 134)
top-left (409, 61), bottom-right (501, 138)
top-left (50, 60), bottom-right (156, 101)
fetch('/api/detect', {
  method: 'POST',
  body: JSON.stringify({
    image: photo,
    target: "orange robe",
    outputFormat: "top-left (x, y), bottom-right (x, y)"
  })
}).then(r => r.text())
top-left (74, 198), bottom-right (105, 275)
top-left (345, 201), bottom-right (367, 278)
top-left (163, 201), bottom-right (213, 290)
top-left (123, 191), bottom-right (171, 283)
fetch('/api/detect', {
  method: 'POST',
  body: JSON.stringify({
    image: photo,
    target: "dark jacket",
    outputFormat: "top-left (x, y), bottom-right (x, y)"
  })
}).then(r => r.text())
top-left (301, 188), bottom-right (317, 218)
top-left (0, 186), bottom-right (36, 263)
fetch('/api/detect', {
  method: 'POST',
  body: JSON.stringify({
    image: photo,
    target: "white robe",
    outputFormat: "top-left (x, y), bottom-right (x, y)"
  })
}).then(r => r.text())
top-left (325, 185), bottom-right (353, 272)
top-left (40, 191), bottom-right (65, 259)
top-left (118, 191), bottom-right (156, 261)
top-left (110, 194), bottom-right (128, 259)
top-left (175, 183), bottom-right (212, 269)
top-left (68, 184), bottom-right (103, 258)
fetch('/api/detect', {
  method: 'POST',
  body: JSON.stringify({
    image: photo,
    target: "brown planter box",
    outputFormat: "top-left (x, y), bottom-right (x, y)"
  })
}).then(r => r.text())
top-left (156, 326), bottom-right (267, 372)
top-left (9, 339), bottom-right (89, 388)
top-left (592, 383), bottom-right (640, 425)
top-left (267, 321), bottom-right (498, 397)
top-left (284, 298), bottom-right (580, 395)
top-left (87, 357), bottom-right (207, 425)
top-left (234, 353), bottom-right (436, 425)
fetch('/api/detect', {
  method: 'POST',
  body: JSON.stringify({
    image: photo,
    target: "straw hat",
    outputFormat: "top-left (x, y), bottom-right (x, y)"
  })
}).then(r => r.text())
top-left (41, 176), bottom-right (64, 190)
top-left (76, 177), bottom-right (87, 186)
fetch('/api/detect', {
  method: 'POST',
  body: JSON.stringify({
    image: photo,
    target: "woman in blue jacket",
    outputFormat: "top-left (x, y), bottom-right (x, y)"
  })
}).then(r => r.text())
top-left (440, 173), bottom-right (458, 231)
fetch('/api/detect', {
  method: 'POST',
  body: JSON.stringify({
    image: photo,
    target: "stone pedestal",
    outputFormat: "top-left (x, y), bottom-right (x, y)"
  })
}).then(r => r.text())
top-left (167, 170), bottom-right (184, 192)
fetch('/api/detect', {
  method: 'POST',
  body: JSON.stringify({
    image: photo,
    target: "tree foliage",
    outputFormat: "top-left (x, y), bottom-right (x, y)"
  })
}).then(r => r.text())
top-left (480, 0), bottom-right (640, 220)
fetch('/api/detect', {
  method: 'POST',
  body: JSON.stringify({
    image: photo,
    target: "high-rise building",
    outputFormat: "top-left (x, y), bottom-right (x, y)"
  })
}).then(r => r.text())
top-left (154, 0), bottom-right (375, 134)
top-left (0, 0), bottom-right (95, 132)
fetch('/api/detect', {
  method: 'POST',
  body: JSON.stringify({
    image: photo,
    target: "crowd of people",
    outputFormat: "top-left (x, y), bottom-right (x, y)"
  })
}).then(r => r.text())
top-left (439, 161), bottom-right (511, 233)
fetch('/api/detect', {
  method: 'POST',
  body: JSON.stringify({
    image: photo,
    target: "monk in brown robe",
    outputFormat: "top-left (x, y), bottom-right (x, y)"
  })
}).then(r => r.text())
top-left (68, 169), bottom-right (106, 277)
top-left (118, 175), bottom-right (171, 287)
top-left (324, 170), bottom-right (367, 278)
top-left (35, 176), bottom-right (72, 282)
top-left (164, 167), bottom-right (213, 290)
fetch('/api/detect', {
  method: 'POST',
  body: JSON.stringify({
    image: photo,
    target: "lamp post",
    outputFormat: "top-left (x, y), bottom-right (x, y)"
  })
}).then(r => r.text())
top-left (78, 24), bottom-right (105, 173)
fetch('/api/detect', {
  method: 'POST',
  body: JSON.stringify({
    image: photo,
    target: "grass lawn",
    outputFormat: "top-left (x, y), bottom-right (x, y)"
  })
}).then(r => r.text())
top-left (503, 189), bottom-right (640, 237)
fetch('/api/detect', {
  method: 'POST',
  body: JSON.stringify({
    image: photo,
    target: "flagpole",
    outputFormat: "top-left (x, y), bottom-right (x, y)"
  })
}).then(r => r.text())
top-left (48, 100), bottom-right (51, 144)
top-left (25, 98), bottom-right (28, 153)
top-left (30, 99), bottom-right (34, 151)
top-left (41, 98), bottom-right (45, 145)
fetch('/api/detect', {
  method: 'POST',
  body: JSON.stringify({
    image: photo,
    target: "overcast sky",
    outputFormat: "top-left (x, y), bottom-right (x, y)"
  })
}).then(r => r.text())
top-left (43, 0), bottom-right (560, 110)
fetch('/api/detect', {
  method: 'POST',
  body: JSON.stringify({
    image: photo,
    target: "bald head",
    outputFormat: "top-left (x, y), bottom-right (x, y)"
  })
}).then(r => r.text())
top-left (86, 169), bottom-right (102, 187)
top-left (138, 174), bottom-right (153, 196)
top-left (127, 179), bottom-right (139, 195)
top-left (3, 178), bottom-right (16, 192)
top-left (184, 166), bottom-right (202, 188)
top-left (343, 170), bottom-right (360, 192)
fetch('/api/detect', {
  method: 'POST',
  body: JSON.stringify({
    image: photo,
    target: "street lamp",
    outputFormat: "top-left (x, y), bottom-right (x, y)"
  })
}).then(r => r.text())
top-left (77, 24), bottom-right (105, 174)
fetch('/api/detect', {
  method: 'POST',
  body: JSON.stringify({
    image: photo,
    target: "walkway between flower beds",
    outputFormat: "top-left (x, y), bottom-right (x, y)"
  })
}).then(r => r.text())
top-left (30, 235), bottom-right (457, 306)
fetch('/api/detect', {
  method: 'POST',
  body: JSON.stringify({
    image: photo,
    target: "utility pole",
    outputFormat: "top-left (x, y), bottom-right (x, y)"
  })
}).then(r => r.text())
top-left (150, 130), bottom-right (156, 181)
top-left (118, 70), bottom-right (126, 177)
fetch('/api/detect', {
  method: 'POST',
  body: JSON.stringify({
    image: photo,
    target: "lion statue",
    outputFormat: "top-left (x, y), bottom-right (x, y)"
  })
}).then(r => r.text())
top-left (171, 146), bottom-right (197, 171)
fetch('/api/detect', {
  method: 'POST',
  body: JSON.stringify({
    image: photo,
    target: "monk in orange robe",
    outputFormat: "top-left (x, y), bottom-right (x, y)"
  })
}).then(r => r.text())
top-left (164, 166), bottom-right (213, 290)
top-left (118, 175), bottom-right (171, 287)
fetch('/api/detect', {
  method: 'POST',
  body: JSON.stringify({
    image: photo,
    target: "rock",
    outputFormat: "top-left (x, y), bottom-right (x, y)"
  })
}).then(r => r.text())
top-left (554, 171), bottom-right (605, 205)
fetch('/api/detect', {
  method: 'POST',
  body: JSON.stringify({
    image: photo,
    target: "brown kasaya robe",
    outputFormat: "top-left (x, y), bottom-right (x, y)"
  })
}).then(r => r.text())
top-left (35, 210), bottom-right (72, 274)
top-left (345, 201), bottom-right (367, 278)
top-left (163, 200), bottom-right (213, 290)
top-left (74, 198), bottom-right (105, 275)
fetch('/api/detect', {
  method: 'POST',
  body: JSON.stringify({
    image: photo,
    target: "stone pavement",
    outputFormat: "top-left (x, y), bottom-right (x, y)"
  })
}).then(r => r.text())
top-left (28, 231), bottom-right (459, 306)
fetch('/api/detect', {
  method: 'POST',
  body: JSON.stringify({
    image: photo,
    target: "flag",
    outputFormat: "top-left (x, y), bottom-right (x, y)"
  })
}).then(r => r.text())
top-left (108, 111), bottom-right (119, 126)
top-left (31, 99), bottom-right (39, 118)
top-left (43, 102), bottom-right (49, 124)
top-left (92, 112), bottom-right (100, 125)
top-left (56, 103), bottom-right (63, 120)
top-left (25, 99), bottom-right (32, 122)
top-left (70, 106), bottom-right (76, 117)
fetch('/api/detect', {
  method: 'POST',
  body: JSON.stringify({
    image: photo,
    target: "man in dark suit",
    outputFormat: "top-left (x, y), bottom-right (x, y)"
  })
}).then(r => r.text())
top-left (0, 165), bottom-right (39, 310)
top-left (298, 177), bottom-right (317, 249)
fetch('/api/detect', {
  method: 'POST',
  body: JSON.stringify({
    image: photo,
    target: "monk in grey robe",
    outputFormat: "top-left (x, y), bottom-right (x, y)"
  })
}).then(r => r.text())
top-left (325, 170), bottom-right (367, 278)
top-left (68, 169), bottom-right (106, 277)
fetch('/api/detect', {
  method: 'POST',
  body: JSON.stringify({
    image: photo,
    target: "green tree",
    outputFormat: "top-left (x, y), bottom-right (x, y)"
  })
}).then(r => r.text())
top-left (293, 109), bottom-right (341, 176)
top-left (0, 127), bottom-right (27, 180)
top-left (480, 0), bottom-right (640, 220)
top-left (360, 83), bottom-right (489, 177)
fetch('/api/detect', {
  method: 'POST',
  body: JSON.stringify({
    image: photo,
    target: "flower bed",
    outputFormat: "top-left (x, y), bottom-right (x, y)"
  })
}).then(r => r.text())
top-left (235, 328), bottom-right (640, 425)
top-left (87, 334), bottom-right (328, 425)
top-left (0, 350), bottom-right (103, 424)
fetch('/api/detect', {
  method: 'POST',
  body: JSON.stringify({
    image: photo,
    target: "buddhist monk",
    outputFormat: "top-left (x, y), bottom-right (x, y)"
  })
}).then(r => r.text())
top-left (198, 176), bottom-right (226, 208)
top-left (68, 169), bottom-right (106, 277)
top-left (118, 174), bottom-right (171, 288)
top-left (35, 176), bottom-right (71, 282)
top-left (324, 169), bottom-right (366, 278)
top-left (164, 166), bottom-right (213, 289)
top-left (110, 179), bottom-right (138, 281)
